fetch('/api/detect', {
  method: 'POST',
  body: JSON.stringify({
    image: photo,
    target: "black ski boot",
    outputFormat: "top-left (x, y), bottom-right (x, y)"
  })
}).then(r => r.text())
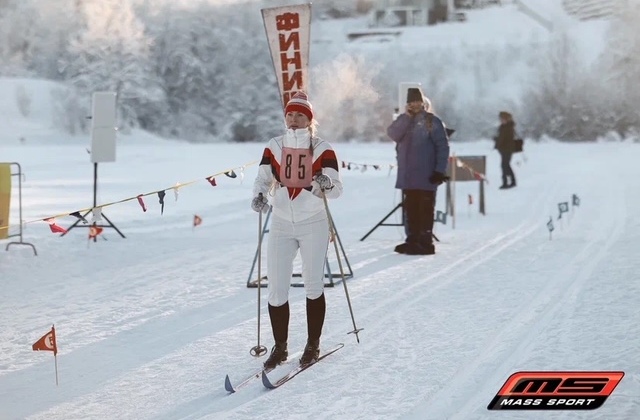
top-left (299, 339), bottom-right (320, 366)
top-left (264, 342), bottom-right (288, 369)
top-left (394, 242), bottom-right (411, 254)
top-left (264, 302), bottom-right (290, 369)
top-left (299, 294), bottom-right (325, 366)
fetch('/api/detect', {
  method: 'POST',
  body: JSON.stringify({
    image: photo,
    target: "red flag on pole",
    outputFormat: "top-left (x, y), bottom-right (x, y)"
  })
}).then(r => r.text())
top-left (32, 325), bottom-right (57, 356)
top-left (32, 325), bottom-right (59, 385)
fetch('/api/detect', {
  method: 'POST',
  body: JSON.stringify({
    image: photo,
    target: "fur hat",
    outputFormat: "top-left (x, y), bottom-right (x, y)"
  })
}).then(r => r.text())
top-left (406, 87), bottom-right (424, 103)
top-left (285, 91), bottom-right (313, 120)
top-left (499, 111), bottom-right (513, 120)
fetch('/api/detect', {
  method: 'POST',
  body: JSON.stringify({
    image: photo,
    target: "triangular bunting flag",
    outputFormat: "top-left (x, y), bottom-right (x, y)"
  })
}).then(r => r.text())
top-left (193, 214), bottom-right (202, 227)
top-left (44, 218), bottom-right (67, 234)
top-left (173, 183), bottom-right (181, 201)
top-left (207, 177), bottom-right (217, 187)
top-left (69, 211), bottom-right (88, 224)
top-left (224, 170), bottom-right (237, 178)
top-left (157, 191), bottom-right (166, 215)
top-left (137, 195), bottom-right (147, 212)
top-left (92, 207), bottom-right (103, 223)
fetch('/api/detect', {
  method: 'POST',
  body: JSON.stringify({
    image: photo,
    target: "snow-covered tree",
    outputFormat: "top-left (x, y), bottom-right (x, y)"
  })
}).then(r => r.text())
top-left (522, 32), bottom-right (603, 141)
top-left (0, 1), bottom-right (38, 76)
top-left (599, 0), bottom-right (640, 135)
top-left (62, 0), bottom-right (164, 130)
top-left (0, 0), bottom-right (83, 78)
top-left (145, 2), bottom-right (281, 142)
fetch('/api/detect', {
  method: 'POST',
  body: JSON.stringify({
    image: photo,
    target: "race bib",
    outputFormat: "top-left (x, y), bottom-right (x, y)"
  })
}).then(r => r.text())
top-left (280, 147), bottom-right (313, 188)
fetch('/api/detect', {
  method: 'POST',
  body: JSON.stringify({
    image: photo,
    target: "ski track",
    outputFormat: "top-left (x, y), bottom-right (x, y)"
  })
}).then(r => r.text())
top-left (354, 178), bottom-right (557, 326)
top-left (412, 179), bottom-right (628, 419)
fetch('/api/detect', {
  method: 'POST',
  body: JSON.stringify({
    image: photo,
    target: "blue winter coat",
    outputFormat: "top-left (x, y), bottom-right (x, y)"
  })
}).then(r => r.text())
top-left (387, 110), bottom-right (450, 191)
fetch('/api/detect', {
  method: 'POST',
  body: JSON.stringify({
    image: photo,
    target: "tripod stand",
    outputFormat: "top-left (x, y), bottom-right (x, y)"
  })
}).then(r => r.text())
top-left (360, 199), bottom-right (440, 242)
top-left (246, 206), bottom-right (353, 288)
top-left (61, 162), bottom-right (124, 238)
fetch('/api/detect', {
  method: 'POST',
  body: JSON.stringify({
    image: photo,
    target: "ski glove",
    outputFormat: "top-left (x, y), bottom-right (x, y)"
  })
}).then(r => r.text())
top-left (251, 194), bottom-right (269, 213)
top-left (429, 171), bottom-right (449, 186)
top-left (314, 174), bottom-right (333, 191)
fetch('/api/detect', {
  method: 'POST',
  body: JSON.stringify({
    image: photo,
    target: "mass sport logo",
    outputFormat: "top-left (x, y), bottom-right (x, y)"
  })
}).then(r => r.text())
top-left (487, 371), bottom-right (624, 410)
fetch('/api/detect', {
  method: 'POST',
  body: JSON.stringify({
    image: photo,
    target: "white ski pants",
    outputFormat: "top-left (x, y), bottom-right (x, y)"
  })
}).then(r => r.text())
top-left (267, 211), bottom-right (330, 306)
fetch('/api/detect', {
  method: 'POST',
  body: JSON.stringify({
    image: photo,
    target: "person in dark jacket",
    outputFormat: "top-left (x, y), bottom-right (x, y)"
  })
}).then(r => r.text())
top-left (386, 87), bottom-right (450, 255)
top-left (494, 111), bottom-right (517, 189)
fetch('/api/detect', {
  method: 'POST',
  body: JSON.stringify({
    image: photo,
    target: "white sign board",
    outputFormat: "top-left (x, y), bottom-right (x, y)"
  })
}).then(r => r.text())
top-left (90, 92), bottom-right (117, 163)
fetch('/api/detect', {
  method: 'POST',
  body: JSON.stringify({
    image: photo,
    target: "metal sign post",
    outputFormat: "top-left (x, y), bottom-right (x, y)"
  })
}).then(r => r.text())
top-left (63, 92), bottom-right (124, 238)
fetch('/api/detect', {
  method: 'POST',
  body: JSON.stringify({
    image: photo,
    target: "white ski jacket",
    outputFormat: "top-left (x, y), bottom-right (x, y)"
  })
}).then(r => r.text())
top-left (253, 128), bottom-right (342, 223)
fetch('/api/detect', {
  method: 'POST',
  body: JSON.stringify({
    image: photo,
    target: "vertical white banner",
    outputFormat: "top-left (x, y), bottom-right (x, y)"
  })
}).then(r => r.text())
top-left (91, 92), bottom-right (117, 163)
top-left (261, 3), bottom-right (311, 110)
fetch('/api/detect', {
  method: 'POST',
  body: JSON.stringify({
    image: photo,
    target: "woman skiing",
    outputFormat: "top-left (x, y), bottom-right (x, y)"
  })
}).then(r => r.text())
top-left (251, 91), bottom-right (343, 368)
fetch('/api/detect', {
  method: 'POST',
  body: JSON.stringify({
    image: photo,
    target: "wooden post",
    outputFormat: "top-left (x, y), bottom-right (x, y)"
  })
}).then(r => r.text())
top-left (479, 179), bottom-right (485, 215)
top-left (451, 154), bottom-right (457, 229)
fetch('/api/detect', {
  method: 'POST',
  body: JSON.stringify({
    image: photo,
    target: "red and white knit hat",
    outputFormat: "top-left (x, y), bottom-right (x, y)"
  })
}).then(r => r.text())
top-left (284, 91), bottom-right (313, 120)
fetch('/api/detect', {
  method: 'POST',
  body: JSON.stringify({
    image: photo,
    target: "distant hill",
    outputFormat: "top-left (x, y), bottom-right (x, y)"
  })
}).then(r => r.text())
top-left (0, 78), bottom-right (169, 146)
top-left (0, 78), bottom-right (70, 145)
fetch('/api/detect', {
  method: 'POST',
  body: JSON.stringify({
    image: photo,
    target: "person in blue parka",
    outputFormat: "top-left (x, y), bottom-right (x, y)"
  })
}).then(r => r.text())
top-left (386, 87), bottom-right (450, 255)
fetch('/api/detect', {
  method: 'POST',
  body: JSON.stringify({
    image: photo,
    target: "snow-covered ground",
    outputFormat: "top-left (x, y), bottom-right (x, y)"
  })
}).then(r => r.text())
top-left (2, 131), bottom-right (639, 419)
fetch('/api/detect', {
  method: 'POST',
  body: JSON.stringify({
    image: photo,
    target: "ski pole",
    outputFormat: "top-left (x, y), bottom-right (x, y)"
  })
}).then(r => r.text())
top-left (321, 190), bottom-right (363, 343)
top-left (250, 193), bottom-right (268, 357)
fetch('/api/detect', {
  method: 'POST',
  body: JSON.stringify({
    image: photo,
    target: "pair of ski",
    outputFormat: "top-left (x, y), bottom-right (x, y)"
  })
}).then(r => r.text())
top-left (225, 343), bottom-right (344, 392)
